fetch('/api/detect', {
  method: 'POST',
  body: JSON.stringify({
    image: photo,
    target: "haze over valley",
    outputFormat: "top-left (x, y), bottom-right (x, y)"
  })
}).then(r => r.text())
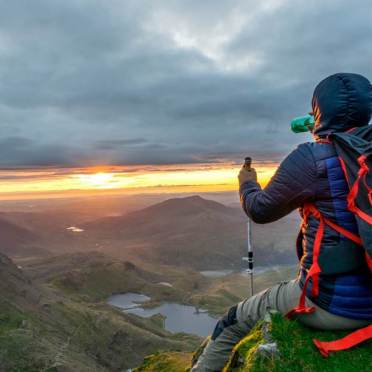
top-left (0, 192), bottom-right (300, 270)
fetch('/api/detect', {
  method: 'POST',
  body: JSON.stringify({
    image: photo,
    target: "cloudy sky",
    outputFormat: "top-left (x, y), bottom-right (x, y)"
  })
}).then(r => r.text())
top-left (0, 0), bottom-right (371, 195)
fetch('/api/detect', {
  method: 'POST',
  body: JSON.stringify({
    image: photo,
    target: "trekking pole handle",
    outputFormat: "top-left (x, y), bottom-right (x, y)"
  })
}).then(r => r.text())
top-left (244, 157), bottom-right (252, 170)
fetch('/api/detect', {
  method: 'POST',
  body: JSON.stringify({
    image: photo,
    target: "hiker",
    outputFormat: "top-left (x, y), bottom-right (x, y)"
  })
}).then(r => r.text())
top-left (192, 73), bottom-right (372, 371)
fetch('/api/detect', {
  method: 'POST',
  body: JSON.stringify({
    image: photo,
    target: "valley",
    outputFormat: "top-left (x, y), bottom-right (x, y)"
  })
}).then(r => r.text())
top-left (0, 193), bottom-right (300, 370)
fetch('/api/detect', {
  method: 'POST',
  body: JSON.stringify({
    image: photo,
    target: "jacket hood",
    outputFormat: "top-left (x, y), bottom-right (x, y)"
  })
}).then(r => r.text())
top-left (311, 73), bottom-right (372, 137)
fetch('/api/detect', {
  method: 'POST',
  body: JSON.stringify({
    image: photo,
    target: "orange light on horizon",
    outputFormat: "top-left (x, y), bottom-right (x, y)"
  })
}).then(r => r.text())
top-left (75, 172), bottom-right (116, 189)
top-left (0, 162), bottom-right (278, 199)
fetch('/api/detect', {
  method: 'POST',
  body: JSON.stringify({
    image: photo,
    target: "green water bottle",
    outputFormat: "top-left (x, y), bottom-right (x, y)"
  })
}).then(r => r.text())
top-left (291, 114), bottom-right (315, 133)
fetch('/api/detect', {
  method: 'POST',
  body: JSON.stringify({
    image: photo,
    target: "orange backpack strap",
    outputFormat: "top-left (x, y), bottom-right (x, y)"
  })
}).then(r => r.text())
top-left (286, 203), bottom-right (370, 356)
top-left (340, 155), bottom-right (372, 224)
top-left (286, 204), bottom-right (323, 317)
top-left (286, 203), bottom-right (362, 318)
top-left (313, 325), bottom-right (372, 357)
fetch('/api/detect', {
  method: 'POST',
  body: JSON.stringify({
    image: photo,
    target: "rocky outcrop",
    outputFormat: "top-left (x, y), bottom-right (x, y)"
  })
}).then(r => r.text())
top-left (135, 312), bottom-right (372, 372)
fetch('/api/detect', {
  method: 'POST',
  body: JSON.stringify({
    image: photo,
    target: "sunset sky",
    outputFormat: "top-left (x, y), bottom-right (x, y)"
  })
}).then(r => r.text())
top-left (0, 1), bottom-right (370, 198)
top-left (0, 162), bottom-right (278, 199)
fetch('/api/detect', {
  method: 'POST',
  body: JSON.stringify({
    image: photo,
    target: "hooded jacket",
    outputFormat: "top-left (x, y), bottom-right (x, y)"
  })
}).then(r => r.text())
top-left (240, 73), bottom-right (372, 319)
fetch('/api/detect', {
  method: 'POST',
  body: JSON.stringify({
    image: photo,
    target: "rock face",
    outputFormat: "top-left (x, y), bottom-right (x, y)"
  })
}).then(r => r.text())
top-left (255, 311), bottom-right (279, 359)
top-left (0, 251), bottom-right (42, 307)
top-left (223, 311), bottom-right (280, 371)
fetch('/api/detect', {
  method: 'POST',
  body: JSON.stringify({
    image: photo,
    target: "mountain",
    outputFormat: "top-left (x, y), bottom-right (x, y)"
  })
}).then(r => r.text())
top-left (0, 217), bottom-right (47, 258)
top-left (0, 195), bottom-right (300, 269)
top-left (85, 195), bottom-right (236, 233)
top-left (82, 196), bottom-right (300, 270)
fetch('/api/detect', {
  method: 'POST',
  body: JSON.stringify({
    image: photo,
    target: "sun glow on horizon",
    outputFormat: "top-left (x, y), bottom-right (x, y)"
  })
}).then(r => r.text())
top-left (0, 162), bottom-right (278, 199)
top-left (75, 172), bottom-right (116, 189)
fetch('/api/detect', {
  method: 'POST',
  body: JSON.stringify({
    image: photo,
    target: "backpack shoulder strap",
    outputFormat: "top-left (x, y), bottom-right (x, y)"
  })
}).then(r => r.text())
top-left (285, 203), bottom-right (362, 319)
top-left (331, 126), bottom-right (372, 266)
top-left (286, 203), bottom-right (371, 356)
top-left (340, 154), bottom-right (372, 224)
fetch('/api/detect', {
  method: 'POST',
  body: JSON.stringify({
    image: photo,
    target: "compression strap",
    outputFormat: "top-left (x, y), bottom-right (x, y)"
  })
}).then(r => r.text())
top-left (313, 325), bottom-right (372, 357)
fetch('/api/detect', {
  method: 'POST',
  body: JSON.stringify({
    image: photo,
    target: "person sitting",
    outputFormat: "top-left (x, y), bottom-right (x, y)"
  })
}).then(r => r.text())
top-left (192, 73), bottom-right (372, 372)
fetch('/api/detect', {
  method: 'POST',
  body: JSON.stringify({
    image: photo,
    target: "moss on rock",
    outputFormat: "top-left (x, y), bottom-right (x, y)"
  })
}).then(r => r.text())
top-left (134, 352), bottom-right (192, 372)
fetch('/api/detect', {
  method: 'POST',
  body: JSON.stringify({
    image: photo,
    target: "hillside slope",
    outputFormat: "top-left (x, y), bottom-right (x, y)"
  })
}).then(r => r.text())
top-left (0, 217), bottom-right (45, 258)
top-left (0, 252), bottom-right (200, 371)
top-left (136, 313), bottom-right (372, 372)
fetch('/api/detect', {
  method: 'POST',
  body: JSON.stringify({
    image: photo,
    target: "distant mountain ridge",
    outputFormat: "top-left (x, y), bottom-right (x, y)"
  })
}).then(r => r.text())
top-left (84, 195), bottom-right (238, 231)
top-left (142, 195), bottom-right (232, 215)
top-left (83, 195), bottom-right (299, 270)
top-left (0, 195), bottom-right (300, 269)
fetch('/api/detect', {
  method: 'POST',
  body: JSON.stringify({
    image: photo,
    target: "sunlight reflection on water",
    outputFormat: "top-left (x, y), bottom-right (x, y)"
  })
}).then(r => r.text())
top-left (66, 226), bottom-right (84, 233)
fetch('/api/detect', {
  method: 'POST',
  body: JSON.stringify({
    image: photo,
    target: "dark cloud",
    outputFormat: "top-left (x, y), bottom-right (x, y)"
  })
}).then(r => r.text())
top-left (0, 136), bottom-right (88, 167)
top-left (94, 138), bottom-right (148, 150)
top-left (0, 136), bottom-right (34, 148)
top-left (0, 0), bottom-right (371, 168)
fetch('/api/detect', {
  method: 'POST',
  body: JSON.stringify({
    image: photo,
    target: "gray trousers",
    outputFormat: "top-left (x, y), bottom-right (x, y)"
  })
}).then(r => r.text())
top-left (192, 279), bottom-right (369, 372)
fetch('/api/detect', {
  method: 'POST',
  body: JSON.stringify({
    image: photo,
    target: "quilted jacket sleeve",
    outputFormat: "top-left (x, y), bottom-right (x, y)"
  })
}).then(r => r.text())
top-left (239, 143), bottom-right (318, 223)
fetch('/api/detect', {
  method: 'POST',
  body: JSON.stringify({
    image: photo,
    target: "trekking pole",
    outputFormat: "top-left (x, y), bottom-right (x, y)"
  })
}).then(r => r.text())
top-left (244, 157), bottom-right (254, 297)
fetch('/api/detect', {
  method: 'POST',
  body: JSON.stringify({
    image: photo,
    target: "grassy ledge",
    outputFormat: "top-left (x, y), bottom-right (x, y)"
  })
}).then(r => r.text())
top-left (135, 313), bottom-right (372, 372)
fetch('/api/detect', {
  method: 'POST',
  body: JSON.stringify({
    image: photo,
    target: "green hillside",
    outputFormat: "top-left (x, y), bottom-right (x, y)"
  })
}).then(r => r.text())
top-left (0, 252), bottom-right (200, 371)
top-left (135, 313), bottom-right (372, 372)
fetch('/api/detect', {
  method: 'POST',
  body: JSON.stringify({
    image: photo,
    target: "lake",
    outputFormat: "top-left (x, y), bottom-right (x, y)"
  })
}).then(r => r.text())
top-left (107, 293), bottom-right (217, 337)
top-left (200, 265), bottom-right (295, 278)
top-left (66, 226), bottom-right (84, 233)
top-left (200, 270), bottom-right (233, 278)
